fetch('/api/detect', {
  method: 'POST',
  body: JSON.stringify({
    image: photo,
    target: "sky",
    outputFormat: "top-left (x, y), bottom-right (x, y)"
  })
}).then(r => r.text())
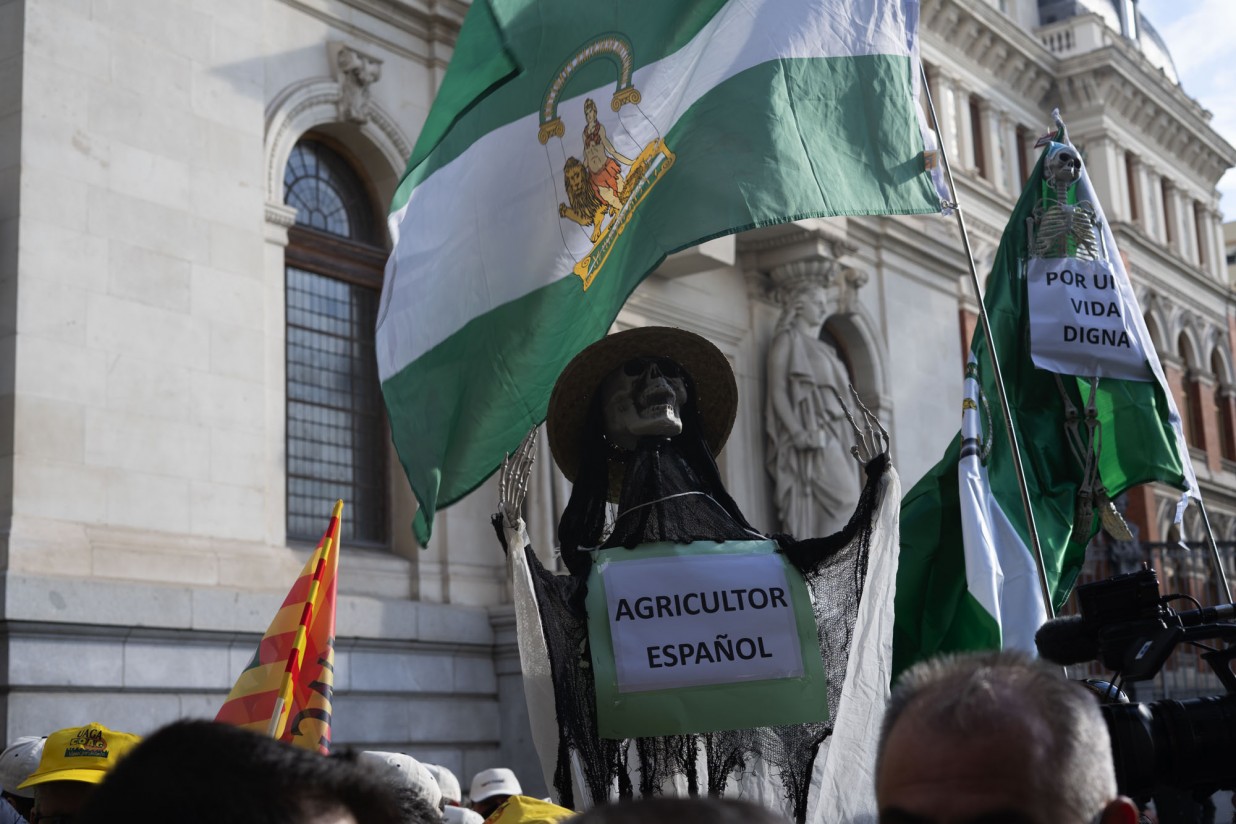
top-left (1138, 0), bottom-right (1236, 220)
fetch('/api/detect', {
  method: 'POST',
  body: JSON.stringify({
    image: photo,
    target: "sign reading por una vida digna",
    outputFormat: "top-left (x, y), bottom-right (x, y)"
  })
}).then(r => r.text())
top-left (585, 540), bottom-right (828, 739)
top-left (1026, 257), bottom-right (1152, 382)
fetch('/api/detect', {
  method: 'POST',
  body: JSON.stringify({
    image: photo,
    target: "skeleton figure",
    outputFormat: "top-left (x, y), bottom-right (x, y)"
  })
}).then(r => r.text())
top-left (1029, 145), bottom-right (1102, 261)
top-left (493, 327), bottom-right (895, 822)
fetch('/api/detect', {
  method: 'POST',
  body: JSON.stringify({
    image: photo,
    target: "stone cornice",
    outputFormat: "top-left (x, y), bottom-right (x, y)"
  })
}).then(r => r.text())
top-left (1054, 47), bottom-right (1236, 187)
top-left (921, 0), bottom-right (1057, 113)
top-left (275, 0), bottom-right (465, 64)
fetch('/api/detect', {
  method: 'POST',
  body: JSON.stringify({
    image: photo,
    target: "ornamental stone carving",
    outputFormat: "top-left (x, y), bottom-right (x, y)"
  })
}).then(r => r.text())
top-left (330, 43), bottom-right (383, 124)
top-left (764, 256), bottom-right (864, 538)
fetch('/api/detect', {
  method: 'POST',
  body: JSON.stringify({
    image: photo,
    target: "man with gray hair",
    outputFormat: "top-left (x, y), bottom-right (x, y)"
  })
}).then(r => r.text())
top-left (875, 650), bottom-right (1138, 824)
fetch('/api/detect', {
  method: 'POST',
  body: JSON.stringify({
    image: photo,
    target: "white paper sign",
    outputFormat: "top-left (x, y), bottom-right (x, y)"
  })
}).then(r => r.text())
top-left (599, 552), bottom-right (805, 693)
top-left (1026, 257), bottom-right (1151, 381)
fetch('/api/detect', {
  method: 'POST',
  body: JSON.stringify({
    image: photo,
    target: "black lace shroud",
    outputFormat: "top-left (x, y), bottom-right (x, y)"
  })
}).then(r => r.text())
top-left (500, 442), bottom-right (889, 823)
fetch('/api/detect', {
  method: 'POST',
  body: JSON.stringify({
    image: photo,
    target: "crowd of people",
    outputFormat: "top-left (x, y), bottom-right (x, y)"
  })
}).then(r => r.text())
top-left (0, 650), bottom-right (1147, 824)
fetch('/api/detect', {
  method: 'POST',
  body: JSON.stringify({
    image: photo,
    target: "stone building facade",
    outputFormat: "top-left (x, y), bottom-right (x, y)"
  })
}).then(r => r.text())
top-left (0, 0), bottom-right (1231, 796)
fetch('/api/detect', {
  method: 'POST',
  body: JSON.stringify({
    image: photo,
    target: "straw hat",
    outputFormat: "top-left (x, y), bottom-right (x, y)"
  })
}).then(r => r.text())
top-left (546, 326), bottom-right (737, 492)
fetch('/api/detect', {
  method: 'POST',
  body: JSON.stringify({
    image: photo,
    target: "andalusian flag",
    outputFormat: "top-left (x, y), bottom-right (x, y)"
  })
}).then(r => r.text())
top-left (378, 0), bottom-right (942, 542)
top-left (216, 501), bottom-right (340, 753)
top-left (894, 125), bottom-right (1196, 676)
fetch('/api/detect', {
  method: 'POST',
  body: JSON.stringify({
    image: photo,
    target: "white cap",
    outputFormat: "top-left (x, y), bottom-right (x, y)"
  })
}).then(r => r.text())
top-left (442, 806), bottom-right (486, 824)
top-left (469, 767), bottom-right (522, 803)
top-left (425, 763), bottom-right (461, 804)
top-left (358, 751), bottom-right (444, 810)
top-left (0, 737), bottom-right (44, 799)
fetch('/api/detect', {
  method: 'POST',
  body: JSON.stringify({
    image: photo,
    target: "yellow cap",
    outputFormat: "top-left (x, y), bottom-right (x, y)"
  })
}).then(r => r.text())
top-left (17, 723), bottom-right (141, 789)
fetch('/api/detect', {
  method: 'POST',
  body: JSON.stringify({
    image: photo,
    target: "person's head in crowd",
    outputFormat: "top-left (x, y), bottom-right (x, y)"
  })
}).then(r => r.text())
top-left (389, 786), bottom-right (443, 824)
top-left (875, 650), bottom-right (1139, 824)
top-left (468, 768), bottom-right (521, 819)
top-left (0, 736), bottom-right (44, 820)
top-left (424, 764), bottom-right (461, 807)
top-left (442, 806), bottom-right (485, 824)
top-left (77, 720), bottom-right (407, 824)
top-left (570, 797), bottom-right (789, 824)
top-left (357, 751), bottom-right (443, 811)
top-left (18, 723), bottom-right (139, 822)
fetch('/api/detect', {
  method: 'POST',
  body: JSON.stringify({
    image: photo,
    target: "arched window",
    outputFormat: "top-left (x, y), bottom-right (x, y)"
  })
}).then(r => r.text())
top-left (1213, 350), bottom-right (1236, 462)
top-left (284, 137), bottom-right (388, 544)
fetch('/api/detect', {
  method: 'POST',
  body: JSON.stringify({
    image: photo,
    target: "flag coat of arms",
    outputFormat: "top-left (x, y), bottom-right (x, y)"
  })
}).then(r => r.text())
top-left (378, 0), bottom-right (942, 542)
top-left (894, 127), bottom-right (1196, 675)
top-left (216, 501), bottom-right (341, 753)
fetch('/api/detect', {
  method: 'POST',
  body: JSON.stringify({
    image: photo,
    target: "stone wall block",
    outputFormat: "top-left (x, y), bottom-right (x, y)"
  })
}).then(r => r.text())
top-left (84, 408), bottom-right (211, 480)
top-left (188, 372), bottom-right (265, 433)
top-left (87, 189), bottom-right (197, 262)
top-left (4, 575), bottom-right (193, 628)
top-left (335, 595), bottom-right (419, 640)
top-left (12, 456), bottom-right (107, 524)
top-left (349, 650), bottom-right (454, 693)
top-left (122, 639), bottom-right (231, 690)
top-left (24, 2), bottom-right (110, 80)
top-left (13, 396), bottom-right (84, 463)
top-left (20, 171), bottom-right (91, 233)
top-left (8, 636), bottom-right (124, 688)
top-left (21, 114), bottom-right (109, 189)
top-left (5, 516), bottom-right (93, 576)
top-left (8, 691), bottom-right (182, 738)
top-left (178, 692), bottom-right (229, 720)
top-left (188, 480), bottom-right (267, 541)
top-left (406, 697), bottom-right (499, 743)
top-left (108, 143), bottom-right (193, 212)
top-left (452, 655), bottom-right (497, 695)
top-left (102, 471), bottom-right (193, 537)
top-left (104, 356), bottom-right (192, 420)
top-left (107, 241), bottom-right (192, 314)
top-left (418, 603), bottom-right (494, 646)
top-left (192, 588), bottom-right (285, 634)
top-left (214, 553), bottom-right (303, 593)
top-left (20, 220), bottom-right (109, 295)
top-left (16, 336), bottom-right (107, 405)
top-left (330, 695), bottom-right (412, 743)
top-left (209, 324), bottom-right (265, 385)
top-left (209, 426), bottom-right (266, 488)
top-left (85, 293), bottom-right (210, 370)
top-left (207, 220), bottom-right (265, 278)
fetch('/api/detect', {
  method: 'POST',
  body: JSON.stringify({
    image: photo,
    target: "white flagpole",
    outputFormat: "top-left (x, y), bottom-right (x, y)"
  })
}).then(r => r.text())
top-left (918, 62), bottom-right (1055, 620)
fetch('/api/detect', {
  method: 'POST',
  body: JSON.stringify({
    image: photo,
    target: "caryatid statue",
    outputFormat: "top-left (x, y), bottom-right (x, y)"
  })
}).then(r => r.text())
top-left (766, 264), bottom-right (864, 539)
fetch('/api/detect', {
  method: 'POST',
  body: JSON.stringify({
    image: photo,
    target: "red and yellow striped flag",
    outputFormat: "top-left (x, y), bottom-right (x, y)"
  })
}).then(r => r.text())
top-left (216, 500), bottom-right (341, 754)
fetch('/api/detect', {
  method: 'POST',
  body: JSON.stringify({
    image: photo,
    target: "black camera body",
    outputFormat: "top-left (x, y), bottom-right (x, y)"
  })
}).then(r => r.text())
top-left (1035, 567), bottom-right (1236, 799)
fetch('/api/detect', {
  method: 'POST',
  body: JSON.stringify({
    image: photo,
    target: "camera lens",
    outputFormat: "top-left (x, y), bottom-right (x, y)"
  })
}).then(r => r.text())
top-left (1103, 694), bottom-right (1236, 796)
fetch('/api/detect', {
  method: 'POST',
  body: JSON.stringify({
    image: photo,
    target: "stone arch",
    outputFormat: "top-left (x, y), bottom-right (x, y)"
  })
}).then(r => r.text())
top-left (822, 305), bottom-right (891, 419)
top-left (1140, 290), bottom-right (1168, 352)
top-left (1210, 340), bottom-right (1234, 385)
top-left (264, 77), bottom-right (411, 218)
top-left (1176, 324), bottom-right (1204, 369)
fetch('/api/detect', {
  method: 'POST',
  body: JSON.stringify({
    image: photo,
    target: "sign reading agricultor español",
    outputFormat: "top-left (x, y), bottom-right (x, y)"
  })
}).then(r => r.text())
top-left (586, 540), bottom-right (828, 739)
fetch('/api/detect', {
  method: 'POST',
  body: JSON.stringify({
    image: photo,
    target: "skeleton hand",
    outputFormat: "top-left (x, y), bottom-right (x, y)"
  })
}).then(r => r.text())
top-left (498, 426), bottom-right (538, 531)
top-left (829, 385), bottom-right (890, 465)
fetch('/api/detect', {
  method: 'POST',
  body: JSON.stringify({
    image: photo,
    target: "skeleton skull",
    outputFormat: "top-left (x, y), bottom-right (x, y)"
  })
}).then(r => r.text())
top-left (1046, 148), bottom-right (1082, 186)
top-left (600, 357), bottom-right (690, 451)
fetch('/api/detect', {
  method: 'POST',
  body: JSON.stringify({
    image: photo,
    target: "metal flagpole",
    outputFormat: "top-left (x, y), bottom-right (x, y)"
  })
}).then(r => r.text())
top-left (1197, 498), bottom-right (1234, 604)
top-left (918, 62), bottom-right (1056, 620)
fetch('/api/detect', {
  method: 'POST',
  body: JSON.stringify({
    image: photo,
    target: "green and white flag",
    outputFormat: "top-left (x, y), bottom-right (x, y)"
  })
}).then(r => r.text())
top-left (377, 0), bottom-right (941, 542)
top-left (894, 124), bottom-right (1196, 675)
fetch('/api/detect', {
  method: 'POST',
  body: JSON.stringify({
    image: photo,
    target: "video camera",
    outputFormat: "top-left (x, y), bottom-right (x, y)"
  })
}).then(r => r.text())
top-left (1035, 566), bottom-right (1236, 800)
